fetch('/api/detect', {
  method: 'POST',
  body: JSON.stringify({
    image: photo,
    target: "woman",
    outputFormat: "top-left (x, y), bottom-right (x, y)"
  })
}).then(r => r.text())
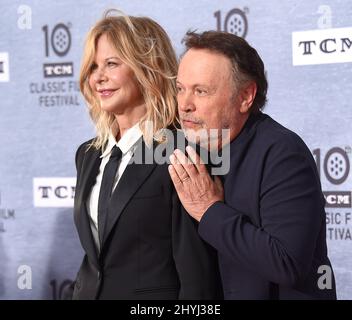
top-left (72, 10), bottom-right (222, 300)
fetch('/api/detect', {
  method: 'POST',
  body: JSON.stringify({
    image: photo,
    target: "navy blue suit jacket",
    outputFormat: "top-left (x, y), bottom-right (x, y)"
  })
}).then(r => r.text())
top-left (199, 112), bottom-right (336, 300)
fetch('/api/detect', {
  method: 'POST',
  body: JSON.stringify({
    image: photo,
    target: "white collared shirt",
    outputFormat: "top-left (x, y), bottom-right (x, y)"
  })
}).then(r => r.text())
top-left (86, 123), bottom-right (143, 250)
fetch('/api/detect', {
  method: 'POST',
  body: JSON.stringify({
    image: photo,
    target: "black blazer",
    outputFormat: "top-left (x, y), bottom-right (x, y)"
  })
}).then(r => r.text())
top-left (72, 137), bottom-right (222, 299)
top-left (198, 112), bottom-right (336, 300)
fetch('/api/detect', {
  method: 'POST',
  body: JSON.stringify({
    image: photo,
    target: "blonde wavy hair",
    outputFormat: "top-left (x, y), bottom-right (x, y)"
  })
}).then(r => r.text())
top-left (80, 9), bottom-right (178, 149)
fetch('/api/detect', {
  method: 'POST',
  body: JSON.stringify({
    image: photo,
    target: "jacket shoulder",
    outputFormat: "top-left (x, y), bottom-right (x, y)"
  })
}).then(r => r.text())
top-left (256, 115), bottom-right (310, 154)
top-left (75, 138), bottom-right (96, 170)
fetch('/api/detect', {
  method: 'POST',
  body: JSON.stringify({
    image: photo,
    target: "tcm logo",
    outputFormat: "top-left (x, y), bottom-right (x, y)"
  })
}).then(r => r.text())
top-left (0, 52), bottom-right (9, 82)
top-left (324, 191), bottom-right (351, 208)
top-left (43, 62), bottom-right (73, 77)
top-left (33, 177), bottom-right (76, 207)
top-left (42, 23), bottom-right (73, 78)
top-left (292, 27), bottom-right (352, 65)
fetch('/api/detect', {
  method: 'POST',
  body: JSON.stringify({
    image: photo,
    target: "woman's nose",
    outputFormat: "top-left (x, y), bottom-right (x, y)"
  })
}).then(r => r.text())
top-left (92, 66), bottom-right (108, 83)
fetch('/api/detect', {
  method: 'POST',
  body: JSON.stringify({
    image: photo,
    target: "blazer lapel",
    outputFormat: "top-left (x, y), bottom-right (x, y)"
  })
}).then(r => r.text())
top-left (102, 139), bottom-right (157, 246)
top-left (75, 146), bottom-right (101, 268)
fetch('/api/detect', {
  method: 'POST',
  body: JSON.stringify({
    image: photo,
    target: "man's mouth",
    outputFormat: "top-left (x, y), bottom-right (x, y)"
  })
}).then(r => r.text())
top-left (181, 118), bottom-right (201, 129)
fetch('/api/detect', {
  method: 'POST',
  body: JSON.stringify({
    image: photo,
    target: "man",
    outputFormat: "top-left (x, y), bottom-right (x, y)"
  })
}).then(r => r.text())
top-left (168, 31), bottom-right (336, 299)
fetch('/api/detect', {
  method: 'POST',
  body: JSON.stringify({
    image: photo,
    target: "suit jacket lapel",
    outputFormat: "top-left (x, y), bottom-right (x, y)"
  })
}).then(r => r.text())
top-left (75, 145), bottom-right (101, 268)
top-left (102, 139), bottom-right (157, 247)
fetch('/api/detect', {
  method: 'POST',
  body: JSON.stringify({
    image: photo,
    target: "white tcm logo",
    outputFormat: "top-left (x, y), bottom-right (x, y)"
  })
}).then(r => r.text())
top-left (292, 27), bottom-right (352, 66)
top-left (33, 177), bottom-right (76, 207)
top-left (0, 52), bottom-right (10, 82)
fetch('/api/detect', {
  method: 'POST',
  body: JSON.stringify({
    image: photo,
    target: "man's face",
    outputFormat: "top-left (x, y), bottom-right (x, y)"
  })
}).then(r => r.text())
top-left (177, 48), bottom-right (249, 148)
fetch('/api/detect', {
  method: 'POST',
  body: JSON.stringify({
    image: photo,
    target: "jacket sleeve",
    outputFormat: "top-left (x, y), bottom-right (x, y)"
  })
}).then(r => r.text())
top-left (198, 137), bottom-right (325, 287)
top-left (71, 139), bottom-right (94, 299)
top-left (171, 186), bottom-right (223, 299)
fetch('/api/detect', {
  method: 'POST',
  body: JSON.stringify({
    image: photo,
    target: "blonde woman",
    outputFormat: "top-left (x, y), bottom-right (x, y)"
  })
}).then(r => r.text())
top-left (72, 10), bottom-right (222, 300)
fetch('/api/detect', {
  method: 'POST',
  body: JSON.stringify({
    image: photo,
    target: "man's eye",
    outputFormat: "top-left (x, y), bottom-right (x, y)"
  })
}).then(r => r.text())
top-left (177, 86), bottom-right (184, 93)
top-left (196, 88), bottom-right (207, 95)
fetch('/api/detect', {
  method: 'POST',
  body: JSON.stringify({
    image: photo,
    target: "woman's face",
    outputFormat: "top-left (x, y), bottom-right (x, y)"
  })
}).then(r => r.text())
top-left (89, 34), bottom-right (144, 115)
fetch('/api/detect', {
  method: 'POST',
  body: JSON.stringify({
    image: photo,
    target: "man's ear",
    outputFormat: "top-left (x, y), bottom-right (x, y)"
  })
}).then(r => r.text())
top-left (239, 82), bottom-right (257, 113)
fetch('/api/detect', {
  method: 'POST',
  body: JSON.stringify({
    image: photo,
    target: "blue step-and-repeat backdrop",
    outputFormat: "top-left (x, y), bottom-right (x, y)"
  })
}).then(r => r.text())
top-left (0, 0), bottom-right (351, 299)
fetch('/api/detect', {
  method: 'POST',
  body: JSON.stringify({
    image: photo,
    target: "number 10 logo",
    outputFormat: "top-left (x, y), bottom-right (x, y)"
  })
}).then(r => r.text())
top-left (214, 8), bottom-right (248, 38)
top-left (313, 147), bottom-right (350, 185)
top-left (42, 23), bottom-right (72, 57)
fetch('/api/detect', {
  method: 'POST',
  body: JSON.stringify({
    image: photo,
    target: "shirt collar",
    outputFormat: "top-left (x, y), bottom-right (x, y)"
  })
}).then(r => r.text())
top-left (101, 122), bottom-right (143, 159)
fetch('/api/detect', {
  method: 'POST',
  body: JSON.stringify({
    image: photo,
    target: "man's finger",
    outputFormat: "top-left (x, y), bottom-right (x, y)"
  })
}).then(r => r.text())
top-left (170, 154), bottom-right (190, 183)
top-left (186, 146), bottom-right (207, 174)
top-left (173, 149), bottom-right (198, 180)
top-left (168, 164), bottom-right (183, 192)
top-left (173, 149), bottom-right (192, 165)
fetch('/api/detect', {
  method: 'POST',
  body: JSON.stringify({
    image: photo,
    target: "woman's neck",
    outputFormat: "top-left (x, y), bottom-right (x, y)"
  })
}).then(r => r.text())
top-left (114, 103), bottom-right (146, 139)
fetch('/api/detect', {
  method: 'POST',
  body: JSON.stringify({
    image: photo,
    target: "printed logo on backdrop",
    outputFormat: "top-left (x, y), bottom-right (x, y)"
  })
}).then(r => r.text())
top-left (17, 4), bottom-right (32, 30)
top-left (317, 5), bottom-right (332, 29)
top-left (0, 52), bottom-right (10, 82)
top-left (29, 22), bottom-right (81, 107)
top-left (292, 27), bottom-right (352, 66)
top-left (0, 191), bottom-right (16, 232)
top-left (33, 178), bottom-right (76, 207)
top-left (292, 5), bottom-right (352, 66)
top-left (214, 7), bottom-right (249, 38)
top-left (42, 24), bottom-right (72, 76)
top-left (312, 147), bottom-right (352, 240)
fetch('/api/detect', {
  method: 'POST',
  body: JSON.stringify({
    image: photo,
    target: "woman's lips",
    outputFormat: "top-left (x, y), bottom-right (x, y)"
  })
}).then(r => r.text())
top-left (98, 89), bottom-right (116, 98)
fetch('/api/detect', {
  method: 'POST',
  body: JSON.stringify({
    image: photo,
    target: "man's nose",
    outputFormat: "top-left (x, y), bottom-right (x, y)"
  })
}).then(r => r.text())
top-left (178, 91), bottom-right (196, 113)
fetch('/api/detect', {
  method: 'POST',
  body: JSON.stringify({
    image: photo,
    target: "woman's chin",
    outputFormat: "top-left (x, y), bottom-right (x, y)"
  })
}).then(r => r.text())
top-left (100, 104), bottom-right (120, 114)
